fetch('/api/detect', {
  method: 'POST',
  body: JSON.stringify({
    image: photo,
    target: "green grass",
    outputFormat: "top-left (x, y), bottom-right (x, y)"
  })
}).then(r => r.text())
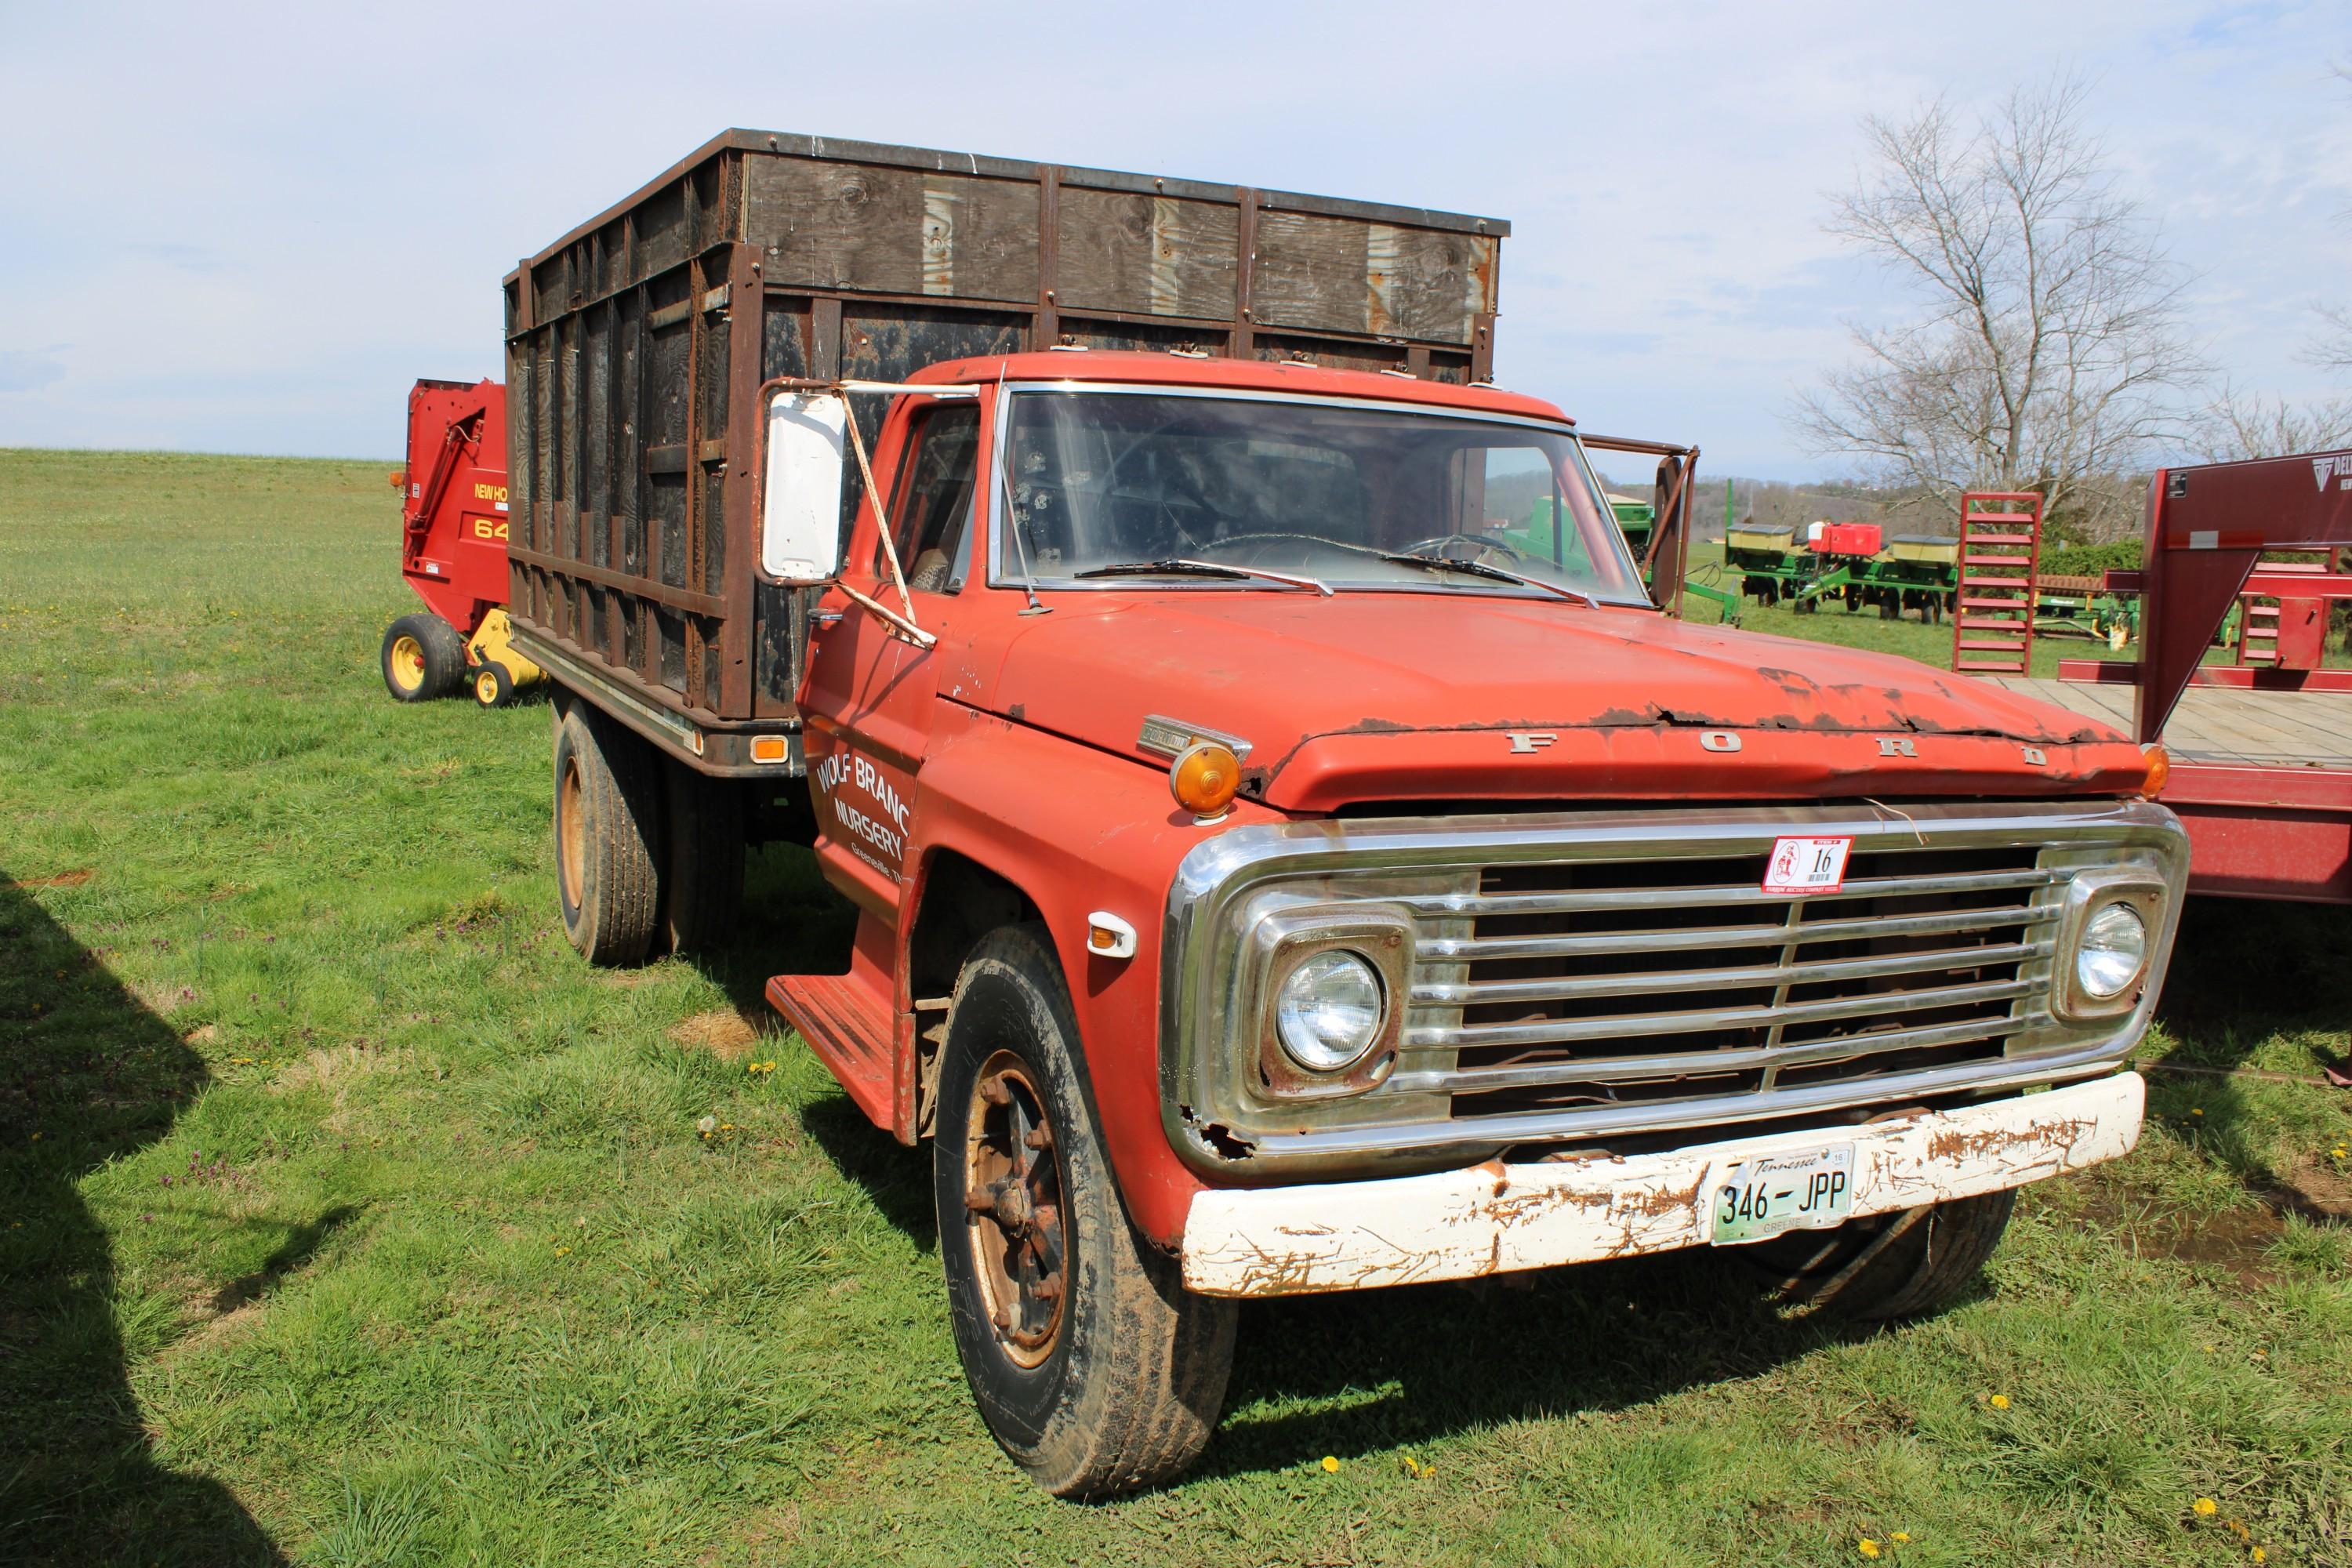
top-left (2, 448), bottom-right (2347, 1566)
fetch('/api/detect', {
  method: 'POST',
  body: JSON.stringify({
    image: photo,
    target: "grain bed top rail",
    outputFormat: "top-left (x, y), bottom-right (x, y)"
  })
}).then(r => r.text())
top-left (517, 129), bottom-right (1509, 276)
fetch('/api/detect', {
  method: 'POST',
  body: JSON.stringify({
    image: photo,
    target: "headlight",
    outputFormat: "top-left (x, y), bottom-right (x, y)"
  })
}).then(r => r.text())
top-left (2074, 901), bottom-right (2148, 1000)
top-left (1275, 950), bottom-right (1385, 1072)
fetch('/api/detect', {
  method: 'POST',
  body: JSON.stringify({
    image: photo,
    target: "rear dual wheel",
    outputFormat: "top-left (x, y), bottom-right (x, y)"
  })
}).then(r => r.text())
top-left (551, 706), bottom-right (746, 964)
top-left (935, 927), bottom-right (1236, 1498)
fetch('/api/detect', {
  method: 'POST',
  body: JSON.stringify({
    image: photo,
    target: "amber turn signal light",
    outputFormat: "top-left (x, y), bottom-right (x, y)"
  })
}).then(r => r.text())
top-left (1171, 740), bottom-right (1242, 818)
top-left (2138, 743), bottom-right (2169, 798)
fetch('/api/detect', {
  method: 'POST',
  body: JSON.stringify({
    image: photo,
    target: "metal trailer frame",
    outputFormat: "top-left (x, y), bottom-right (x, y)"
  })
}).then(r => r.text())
top-left (499, 129), bottom-right (1507, 774)
top-left (2053, 451), bottom-right (2352, 902)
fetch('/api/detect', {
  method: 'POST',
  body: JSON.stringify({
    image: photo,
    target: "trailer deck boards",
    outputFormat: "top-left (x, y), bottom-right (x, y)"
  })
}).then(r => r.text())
top-left (1984, 676), bottom-right (2352, 770)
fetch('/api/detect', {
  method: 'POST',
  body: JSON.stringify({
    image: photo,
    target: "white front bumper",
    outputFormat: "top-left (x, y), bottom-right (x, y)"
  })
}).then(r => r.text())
top-left (1180, 1073), bottom-right (2143, 1298)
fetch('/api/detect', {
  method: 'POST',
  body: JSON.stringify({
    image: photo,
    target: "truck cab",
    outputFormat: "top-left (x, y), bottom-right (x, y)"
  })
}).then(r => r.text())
top-left (732, 349), bottom-right (2186, 1495)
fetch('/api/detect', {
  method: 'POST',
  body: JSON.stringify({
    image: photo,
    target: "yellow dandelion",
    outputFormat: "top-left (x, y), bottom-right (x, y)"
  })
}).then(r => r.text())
top-left (2191, 1107), bottom-right (2205, 1116)
top-left (554, 1245), bottom-right (571, 1257)
top-left (1891, 1532), bottom-right (1911, 1544)
top-left (2252, 1547), bottom-right (2266, 1563)
top-left (1858, 1540), bottom-right (1880, 1559)
top-left (1319, 1455), bottom-right (1340, 1473)
top-left (1989, 1393), bottom-right (2010, 1410)
top-left (2193, 1497), bottom-right (2218, 1517)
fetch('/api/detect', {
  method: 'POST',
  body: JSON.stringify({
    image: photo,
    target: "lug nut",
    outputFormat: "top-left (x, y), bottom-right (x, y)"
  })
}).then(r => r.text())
top-left (1031, 1275), bottom-right (1063, 1302)
top-left (1023, 1126), bottom-right (1052, 1150)
top-left (964, 1188), bottom-right (995, 1214)
top-left (992, 1307), bottom-right (1011, 1331)
top-left (979, 1077), bottom-right (1013, 1107)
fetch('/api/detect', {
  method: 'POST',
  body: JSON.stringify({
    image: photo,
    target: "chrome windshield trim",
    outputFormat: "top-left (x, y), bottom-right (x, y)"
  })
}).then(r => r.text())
top-left (983, 379), bottom-right (1649, 604)
top-left (1157, 798), bottom-right (2189, 1179)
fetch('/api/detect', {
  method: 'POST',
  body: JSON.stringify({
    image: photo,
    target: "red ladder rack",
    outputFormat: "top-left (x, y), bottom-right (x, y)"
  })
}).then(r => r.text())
top-left (1949, 490), bottom-right (2043, 675)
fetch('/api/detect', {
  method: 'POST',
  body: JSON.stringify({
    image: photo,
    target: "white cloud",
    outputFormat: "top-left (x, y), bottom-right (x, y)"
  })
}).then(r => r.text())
top-left (2, 0), bottom-right (2346, 475)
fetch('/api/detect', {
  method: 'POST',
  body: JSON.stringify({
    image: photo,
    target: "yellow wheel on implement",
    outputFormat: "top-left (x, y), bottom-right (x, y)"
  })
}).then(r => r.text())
top-left (389, 635), bottom-right (427, 695)
top-left (473, 661), bottom-right (518, 708)
top-left (381, 612), bottom-right (465, 701)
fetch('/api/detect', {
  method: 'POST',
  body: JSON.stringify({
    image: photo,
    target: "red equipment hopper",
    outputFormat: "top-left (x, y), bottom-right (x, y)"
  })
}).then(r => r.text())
top-left (379, 378), bottom-right (543, 707)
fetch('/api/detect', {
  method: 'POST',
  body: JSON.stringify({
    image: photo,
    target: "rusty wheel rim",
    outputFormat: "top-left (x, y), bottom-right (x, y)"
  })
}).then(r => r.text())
top-left (557, 753), bottom-right (585, 911)
top-left (963, 1050), bottom-right (1070, 1368)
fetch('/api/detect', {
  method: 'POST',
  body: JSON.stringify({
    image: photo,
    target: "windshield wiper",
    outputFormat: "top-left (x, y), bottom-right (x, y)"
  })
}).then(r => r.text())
top-left (1073, 559), bottom-right (1333, 595)
top-left (1379, 551), bottom-right (1600, 608)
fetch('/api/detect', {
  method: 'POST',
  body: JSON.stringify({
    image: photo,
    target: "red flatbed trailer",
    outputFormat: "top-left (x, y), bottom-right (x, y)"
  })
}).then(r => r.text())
top-left (1984, 450), bottom-right (2352, 902)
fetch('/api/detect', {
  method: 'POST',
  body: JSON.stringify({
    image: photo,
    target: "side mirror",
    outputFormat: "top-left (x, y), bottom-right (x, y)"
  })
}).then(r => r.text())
top-left (760, 389), bottom-right (848, 582)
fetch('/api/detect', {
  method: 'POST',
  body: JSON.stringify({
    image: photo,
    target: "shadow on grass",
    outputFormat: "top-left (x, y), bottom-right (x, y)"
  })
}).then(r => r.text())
top-left (2143, 896), bottom-right (2352, 1221)
top-left (1206, 1249), bottom-right (1860, 1476)
top-left (210, 1203), bottom-right (360, 1315)
top-left (0, 876), bottom-right (287, 1565)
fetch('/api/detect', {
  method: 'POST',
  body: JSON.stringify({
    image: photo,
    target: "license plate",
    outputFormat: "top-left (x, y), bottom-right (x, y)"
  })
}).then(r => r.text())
top-left (1711, 1143), bottom-right (1854, 1245)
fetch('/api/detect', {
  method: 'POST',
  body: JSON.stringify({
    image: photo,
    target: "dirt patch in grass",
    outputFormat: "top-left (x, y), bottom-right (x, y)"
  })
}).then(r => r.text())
top-left (2273, 1157), bottom-right (2352, 1221)
top-left (14, 867), bottom-right (93, 888)
top-left (2077, 1178), bottom-right (2285, 1288)
top-left (667, 1009), bottom-right (766, 1061)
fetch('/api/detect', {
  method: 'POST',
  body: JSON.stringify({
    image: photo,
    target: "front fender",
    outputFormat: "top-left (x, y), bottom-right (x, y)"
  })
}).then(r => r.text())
top-left (907, 702), bottom-right (1286, 1246)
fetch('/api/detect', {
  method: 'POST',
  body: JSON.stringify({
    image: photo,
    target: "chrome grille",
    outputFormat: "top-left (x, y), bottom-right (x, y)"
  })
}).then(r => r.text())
top-left (1391, 844), bottom-right (2057, 1120)
top-left (1160, 800), bottom-right (2189, 1174)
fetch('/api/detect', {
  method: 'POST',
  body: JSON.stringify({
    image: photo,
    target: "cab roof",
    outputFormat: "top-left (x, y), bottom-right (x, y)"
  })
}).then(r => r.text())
top-left (908, 351), bottom-right (1573, 425)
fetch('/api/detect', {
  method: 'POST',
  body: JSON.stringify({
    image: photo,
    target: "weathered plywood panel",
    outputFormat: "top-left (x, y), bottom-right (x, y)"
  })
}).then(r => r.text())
top-left (1367, 225), bottom-right (1494, 345)
top-left (1055, 189), bottom-right (1239, 319)
top-left (746, 158), bottom-right (926, 295)
top-left (916, 174), bottom-right (1039, 302)
top-left (1252, 209), bottom-right (1371, 336)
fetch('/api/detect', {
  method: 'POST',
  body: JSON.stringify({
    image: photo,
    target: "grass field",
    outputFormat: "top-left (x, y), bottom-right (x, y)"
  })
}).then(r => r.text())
top-left (2, 448), bottom-right (2349, 1567)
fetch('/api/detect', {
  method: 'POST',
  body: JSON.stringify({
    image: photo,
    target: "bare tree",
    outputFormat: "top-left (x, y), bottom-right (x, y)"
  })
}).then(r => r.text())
top-left (2190, 383), bottom-right (2352, 461)
top-left (1789, 78), bottom-right (2203, 538)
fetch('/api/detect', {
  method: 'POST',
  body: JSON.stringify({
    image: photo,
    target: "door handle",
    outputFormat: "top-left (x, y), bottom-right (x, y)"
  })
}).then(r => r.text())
top-left (811, 609), bottom-right (844, 629)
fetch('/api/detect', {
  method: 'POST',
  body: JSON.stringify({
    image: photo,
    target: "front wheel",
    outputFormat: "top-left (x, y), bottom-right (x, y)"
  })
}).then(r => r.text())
top-left (935, 927), bottom-right (1236, 1497)
top-left (1748, 1187), bottom-right (2016, 1321)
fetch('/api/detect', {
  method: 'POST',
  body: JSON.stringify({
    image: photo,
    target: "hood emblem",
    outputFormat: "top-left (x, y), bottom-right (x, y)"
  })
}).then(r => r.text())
top-left (1138, 713), bottom-right (1253, 761)
top-left (1876, 737), bottom-right (1919, 758)
top-left (1506, 731), bottom-right (1559, 753)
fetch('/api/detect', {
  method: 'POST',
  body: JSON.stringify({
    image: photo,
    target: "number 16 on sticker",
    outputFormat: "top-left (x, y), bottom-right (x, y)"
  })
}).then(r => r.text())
top-left (1763, 835), bottom-right (1852, 895)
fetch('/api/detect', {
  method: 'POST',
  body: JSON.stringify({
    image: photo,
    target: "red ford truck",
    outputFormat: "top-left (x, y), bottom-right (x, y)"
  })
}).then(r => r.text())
top-left (500, 132), bottom-right (2187, 1496)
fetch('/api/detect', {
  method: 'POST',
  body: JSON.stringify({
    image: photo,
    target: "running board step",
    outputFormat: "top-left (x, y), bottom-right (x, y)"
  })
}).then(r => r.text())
top-left (767, 972), bottom-right (895, 1131)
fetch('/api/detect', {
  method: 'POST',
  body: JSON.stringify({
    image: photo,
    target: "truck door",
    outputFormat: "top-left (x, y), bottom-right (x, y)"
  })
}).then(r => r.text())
top-left (800, 398), bottom-right (984, 915)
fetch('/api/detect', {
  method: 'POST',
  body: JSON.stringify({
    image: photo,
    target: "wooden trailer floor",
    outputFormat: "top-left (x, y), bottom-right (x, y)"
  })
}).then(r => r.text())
top-left (1981, 676), bottom-right (2352, 769)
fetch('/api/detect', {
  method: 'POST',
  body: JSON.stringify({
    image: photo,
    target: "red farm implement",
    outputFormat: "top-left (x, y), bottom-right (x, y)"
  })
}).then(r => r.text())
top-left (379, 377), bottom-right (543, 708)
top-left (1973, 453), bottom-right (2352, 902)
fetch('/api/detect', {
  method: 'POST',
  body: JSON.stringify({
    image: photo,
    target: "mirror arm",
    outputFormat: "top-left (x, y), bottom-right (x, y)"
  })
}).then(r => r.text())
top-left (837, 582), bottom-right (938, 648)
top-left (839, 397), bottom-right (920, 623)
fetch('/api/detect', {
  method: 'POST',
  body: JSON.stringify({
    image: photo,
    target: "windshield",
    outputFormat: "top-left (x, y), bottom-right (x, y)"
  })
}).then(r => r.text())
top-left (996, 389), bottom-right (1650, 604)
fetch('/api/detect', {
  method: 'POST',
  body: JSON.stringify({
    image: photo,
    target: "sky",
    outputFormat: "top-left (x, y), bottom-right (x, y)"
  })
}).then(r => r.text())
top-left (2, 1), bottom-right (2347, 480)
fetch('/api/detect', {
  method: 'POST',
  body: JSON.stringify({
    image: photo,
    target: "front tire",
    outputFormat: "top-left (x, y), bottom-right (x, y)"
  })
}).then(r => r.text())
top-left (934, 926), bottom-right (1236, 1497)
top-left (1751, 1188), bottom-right (2016, 1321)
top-left (552, 705), bottom-right (662, 965)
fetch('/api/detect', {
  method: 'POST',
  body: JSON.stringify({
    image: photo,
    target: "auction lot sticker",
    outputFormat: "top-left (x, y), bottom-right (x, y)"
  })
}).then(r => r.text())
top-left (1763, 835), bottom-right (1853, 895)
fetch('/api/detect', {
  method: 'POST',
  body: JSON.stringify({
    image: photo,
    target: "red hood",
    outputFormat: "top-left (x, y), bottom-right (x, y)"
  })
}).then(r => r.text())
top-left (964, 593), bottom-right (2151, 811)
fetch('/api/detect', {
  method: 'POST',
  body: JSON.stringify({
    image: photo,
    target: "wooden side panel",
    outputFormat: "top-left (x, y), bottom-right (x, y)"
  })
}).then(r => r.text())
top-left (1054, 189), bottom-right (1238, 319)
top-left (746, 159), bottom-right (926, 295)
top-left (1253, 210), bottom-right (1371, 336)
top-left (1366, 226), bottom-right (1494, 344)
